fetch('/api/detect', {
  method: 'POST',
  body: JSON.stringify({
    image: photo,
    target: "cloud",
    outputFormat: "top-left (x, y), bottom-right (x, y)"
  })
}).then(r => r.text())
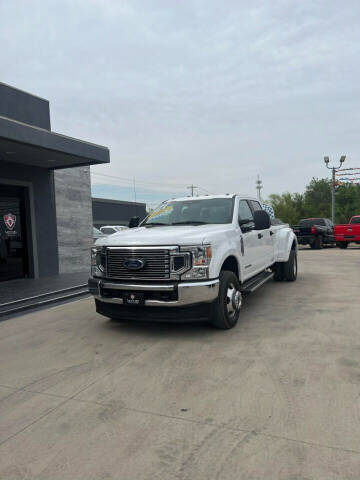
top-left (1, 0), bottom-right (360, 201)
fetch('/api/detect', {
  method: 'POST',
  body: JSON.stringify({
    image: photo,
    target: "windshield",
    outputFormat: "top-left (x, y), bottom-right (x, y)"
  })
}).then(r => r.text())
top-left (350, 217), bottom-right (360, 224)
top-left (299, 218), bottom-right (325, 227)
top-left (142, 198), bottom-right (234, 226)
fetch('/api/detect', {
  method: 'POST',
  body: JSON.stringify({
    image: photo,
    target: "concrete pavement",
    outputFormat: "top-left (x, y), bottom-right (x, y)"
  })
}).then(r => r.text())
top-left (0, 247), bottom-right (360, 479)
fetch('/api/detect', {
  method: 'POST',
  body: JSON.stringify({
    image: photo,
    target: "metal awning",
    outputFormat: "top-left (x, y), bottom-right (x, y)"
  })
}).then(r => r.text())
top-left (0, 115), bottom-right (110, 169)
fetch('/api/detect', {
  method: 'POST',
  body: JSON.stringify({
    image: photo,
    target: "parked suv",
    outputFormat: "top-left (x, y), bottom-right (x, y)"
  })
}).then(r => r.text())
top-left (89, 195), bottom-right (297, 329)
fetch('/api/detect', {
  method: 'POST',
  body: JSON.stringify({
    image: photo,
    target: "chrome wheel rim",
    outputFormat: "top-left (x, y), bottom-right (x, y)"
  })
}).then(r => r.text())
top-left (226, 283), bottom-right (242, 318)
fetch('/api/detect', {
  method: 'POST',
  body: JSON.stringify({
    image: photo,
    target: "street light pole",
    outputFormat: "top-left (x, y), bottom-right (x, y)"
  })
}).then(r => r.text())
top-left (324, 155), bottom-right (346, 224)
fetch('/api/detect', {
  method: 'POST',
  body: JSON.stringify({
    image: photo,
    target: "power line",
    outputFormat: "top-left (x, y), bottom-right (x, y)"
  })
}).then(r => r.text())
top-left (196, 186), bottom-right (215, 195)
top-left (91, 172), bottom-right (189, 189)
top-left (91, 172), bottom-right (215, 195)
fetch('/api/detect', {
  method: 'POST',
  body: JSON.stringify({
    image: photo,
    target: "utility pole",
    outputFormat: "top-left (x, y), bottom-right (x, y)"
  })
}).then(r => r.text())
top-left (133, 177), bottom-right (137, 216)
top-left (324, 155), bottom-right (346, 224)
top-left (256, 175), bottom-right (263, 202)
top-left (187, 185), bottom-right (197, 196)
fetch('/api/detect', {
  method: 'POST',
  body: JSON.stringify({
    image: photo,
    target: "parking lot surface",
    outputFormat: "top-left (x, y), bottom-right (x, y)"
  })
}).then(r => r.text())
top-left (0, 247), bottom-right (360, 479)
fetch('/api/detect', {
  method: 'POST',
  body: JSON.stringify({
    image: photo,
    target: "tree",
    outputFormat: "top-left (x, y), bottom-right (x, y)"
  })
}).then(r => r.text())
top-left (303, 178), bottom-right (331, 218)
top-left (335, 184), bottom-right (360, 223)
top-left (268, 177), bottom-right (360, 225)
top-left (268, 193), bottom-right (301, 225)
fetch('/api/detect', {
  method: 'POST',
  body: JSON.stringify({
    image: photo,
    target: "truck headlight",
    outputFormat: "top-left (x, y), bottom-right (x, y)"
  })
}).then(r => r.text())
top-left (180, 245), bottom-right (211, 280)
top-left (91, 247), bottom-right (106, 277)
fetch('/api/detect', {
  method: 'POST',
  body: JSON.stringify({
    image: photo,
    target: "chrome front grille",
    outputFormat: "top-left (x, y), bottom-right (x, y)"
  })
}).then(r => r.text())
top-left (106, 248), bottom-right (171, 280)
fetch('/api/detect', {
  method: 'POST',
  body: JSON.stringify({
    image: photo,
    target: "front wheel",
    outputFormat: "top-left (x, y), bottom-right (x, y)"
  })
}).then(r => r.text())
top-left (337, 242), bottom-right (349, 249)
top-left (211, 271), bottom-right (242, 329)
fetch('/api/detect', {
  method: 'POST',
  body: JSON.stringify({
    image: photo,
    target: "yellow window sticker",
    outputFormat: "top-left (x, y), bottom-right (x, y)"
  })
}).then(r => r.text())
top-left (148, 205), bottom-right (173, 219)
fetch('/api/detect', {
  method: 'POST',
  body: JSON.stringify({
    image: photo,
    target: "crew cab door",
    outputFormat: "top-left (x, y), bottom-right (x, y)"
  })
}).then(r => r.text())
top-left (248, 200), bottom-right (275, 269)
top-left (237, 199), bottom-right (259, 280)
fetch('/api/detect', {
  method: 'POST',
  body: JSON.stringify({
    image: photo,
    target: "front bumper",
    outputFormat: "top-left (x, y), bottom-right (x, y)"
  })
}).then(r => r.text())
top-left (88, 278), bottom-right (219, 307)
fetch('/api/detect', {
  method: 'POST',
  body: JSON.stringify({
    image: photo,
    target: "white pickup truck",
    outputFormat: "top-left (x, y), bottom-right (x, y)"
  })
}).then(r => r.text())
top-left (89, 194), bottom-right (297, 329)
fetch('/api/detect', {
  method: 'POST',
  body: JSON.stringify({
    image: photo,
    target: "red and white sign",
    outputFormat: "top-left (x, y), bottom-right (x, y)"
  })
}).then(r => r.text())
top-left (4, 213), bottom-right (16, 230)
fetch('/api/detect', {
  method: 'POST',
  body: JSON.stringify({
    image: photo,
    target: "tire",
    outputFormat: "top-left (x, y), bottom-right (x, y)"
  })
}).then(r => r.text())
top-left (211, 271), bottom-right (242, 330)
top-left (314, 236), bottom-right (323, 249)
top-left (338, 242), bottom-right (349, 249)
top-left (283, 249), bottom-right (298, 282)
top-left (310, 243), bottom-right (316, 249)
top-left (273, 262), bottom-right (284, 281)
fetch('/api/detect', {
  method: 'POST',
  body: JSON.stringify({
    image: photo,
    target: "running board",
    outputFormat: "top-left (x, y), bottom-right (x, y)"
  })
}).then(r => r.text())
top-left (241, 271), bottom-right (274, 293)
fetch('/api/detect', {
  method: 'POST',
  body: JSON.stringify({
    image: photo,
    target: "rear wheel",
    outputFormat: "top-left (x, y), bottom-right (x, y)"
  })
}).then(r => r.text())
top-left (283, 249), bottom-right (298, 282)
top-left (314, 236), bottom-right (323, 249)
top-left (310, 243), bottom-right (316, 249)
top-left (338, 242), bottom-right (349, 249)
top-left (211, 271), bottom-right (242, 330)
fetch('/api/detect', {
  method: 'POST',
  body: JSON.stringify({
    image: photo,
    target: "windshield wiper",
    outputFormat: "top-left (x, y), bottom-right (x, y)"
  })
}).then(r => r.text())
top-left (171, 221), bottom-right (208, 226)
top-left (144, 222), bottom-right (169, 227)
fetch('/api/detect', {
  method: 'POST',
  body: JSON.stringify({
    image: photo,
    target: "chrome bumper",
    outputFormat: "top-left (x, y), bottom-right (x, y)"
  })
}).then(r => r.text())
top-left (89, 278), bottom-right (219, 307)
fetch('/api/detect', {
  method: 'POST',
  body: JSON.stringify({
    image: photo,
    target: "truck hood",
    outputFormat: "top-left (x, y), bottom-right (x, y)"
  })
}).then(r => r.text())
top-left (95, 224), bottom-right (233, 247)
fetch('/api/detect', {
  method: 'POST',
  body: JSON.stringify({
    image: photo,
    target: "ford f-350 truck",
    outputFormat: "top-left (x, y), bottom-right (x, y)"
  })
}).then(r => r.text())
top-left (89, 195), bottom-right (297, 329)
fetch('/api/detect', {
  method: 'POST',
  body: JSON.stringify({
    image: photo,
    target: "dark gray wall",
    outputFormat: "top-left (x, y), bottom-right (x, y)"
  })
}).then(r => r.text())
top-left (92, 198), bottom-right (146, 228)
top-left (0, 83), bottom-right (50, 130)
top-left (0, 159), bottom-right (59, 277)
top-left (54, 167), bottom-right (92, 274)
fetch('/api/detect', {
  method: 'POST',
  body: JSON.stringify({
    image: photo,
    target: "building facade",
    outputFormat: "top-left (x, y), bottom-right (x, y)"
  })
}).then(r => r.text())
top-left (0, 82), bottom-right (109, 282)
top-left (92, 197), bottom-right (146, 229)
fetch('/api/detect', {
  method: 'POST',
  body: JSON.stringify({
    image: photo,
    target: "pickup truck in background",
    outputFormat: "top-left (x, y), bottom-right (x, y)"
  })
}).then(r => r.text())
top-left (334, 215), bottom-right (360, 248)
top-left (292, 218), bottom-right (334, 249)
top-left (89, 194), bottom-right (297, 330)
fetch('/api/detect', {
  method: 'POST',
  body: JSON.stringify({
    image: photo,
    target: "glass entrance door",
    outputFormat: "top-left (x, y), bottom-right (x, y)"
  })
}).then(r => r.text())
top-left (0, 185), bottom-right (29, 282)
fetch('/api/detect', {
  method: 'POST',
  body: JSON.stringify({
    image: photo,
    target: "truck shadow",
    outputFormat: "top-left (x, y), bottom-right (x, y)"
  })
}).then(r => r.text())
top-left (102, 317), bottom-right (218, 340)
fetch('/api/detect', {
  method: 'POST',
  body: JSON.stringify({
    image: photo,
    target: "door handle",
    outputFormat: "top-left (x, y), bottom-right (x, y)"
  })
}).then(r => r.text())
top-left (258, 233), bottom-right (263, 239)
top-left (270, 231), bottom-right (274, 236)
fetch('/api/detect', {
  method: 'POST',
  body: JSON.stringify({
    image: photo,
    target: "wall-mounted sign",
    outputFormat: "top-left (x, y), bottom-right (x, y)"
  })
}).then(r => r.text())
top-left (4, 213), bottom-right (16, 230)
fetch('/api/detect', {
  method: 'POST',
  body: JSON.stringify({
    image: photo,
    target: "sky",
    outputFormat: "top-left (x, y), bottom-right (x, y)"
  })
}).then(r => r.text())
top-left (1, 0), bottom-right (360, 206)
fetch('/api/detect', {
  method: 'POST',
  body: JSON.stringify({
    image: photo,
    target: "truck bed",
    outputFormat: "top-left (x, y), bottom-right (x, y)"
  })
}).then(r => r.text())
top-left (334, 223), bottom-right (360, 242)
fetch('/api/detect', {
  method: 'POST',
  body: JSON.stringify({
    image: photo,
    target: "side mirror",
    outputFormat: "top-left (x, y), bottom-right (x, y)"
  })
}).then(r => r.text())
top-left (129, 216), bottom-right (140, 228)
top-left (239, 218), bottom-right (253, 233)
top-left (254, 210), bottom-right (270, 230)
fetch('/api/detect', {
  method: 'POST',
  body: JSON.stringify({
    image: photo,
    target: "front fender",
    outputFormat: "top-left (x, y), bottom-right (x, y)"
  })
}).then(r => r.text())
top-left (208, 232), bottom-right (242, 280)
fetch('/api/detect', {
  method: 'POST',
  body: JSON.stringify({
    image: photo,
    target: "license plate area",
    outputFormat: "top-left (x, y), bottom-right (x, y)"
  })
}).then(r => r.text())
top-left (123, 292), bottom-right (145, 306)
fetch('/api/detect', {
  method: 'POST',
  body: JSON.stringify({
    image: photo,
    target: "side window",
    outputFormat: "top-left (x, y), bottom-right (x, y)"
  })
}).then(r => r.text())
top-left (249, 200), bottom-right (262, 212)
top-left (238, 200), bottom-right (254, 232)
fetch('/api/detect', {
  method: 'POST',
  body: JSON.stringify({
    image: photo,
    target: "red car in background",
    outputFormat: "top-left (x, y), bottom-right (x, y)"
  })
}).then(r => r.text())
top-left (334, 216), bottom-right (360, 248)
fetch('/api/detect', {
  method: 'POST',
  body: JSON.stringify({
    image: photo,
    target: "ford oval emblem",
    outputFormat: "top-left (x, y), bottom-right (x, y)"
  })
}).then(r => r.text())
top-left (123, 258), bottom-right (146, 270)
